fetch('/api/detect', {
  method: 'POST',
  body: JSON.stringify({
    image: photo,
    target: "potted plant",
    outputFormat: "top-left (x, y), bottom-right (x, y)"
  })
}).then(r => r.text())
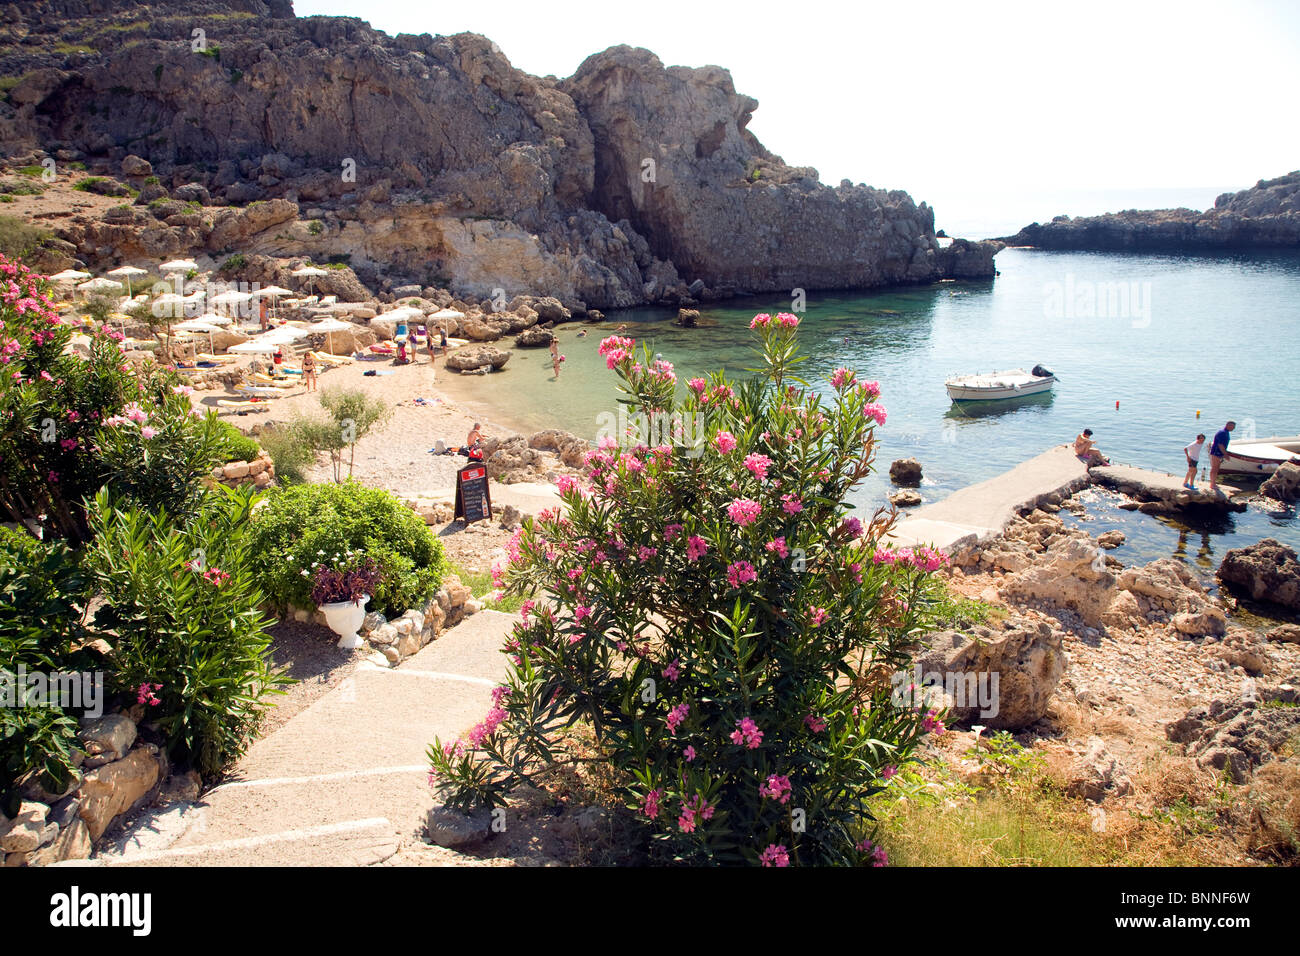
top-left (311, 555), bottom-right (383, 649)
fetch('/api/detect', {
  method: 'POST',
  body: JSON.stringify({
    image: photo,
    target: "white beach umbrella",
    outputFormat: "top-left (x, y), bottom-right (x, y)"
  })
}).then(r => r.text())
top-left (290, 265), bottom-right (328, 295)
top-left (174, 318), bottom-right (223, 352)
top-left (77, 277), bottom-right (123, 294)
top-left (210, 289), bottom-right (254, 320)
top-left (49, 269), bottom-right (91, 284)
top-left (193, 312), bottom-right (232, 327)
top-left (106, 265), bottom-right (147, 297)
top-left (430, 308), bottom-right (465, 320)
top-left (309, 316), bottom-right (353, 355)
top-left (228, 339), bottom-right (282, 354)
top-left (253, 286), bottom-right (294, 298)
top-left (159, 258), bottom-right (198, 275)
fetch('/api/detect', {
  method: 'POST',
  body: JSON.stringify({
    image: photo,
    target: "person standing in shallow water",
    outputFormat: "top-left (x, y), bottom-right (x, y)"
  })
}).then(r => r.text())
top-left (1209, 420), bottom-right (1235, 492)
top-left (549, 336), bottom-right (562, 378)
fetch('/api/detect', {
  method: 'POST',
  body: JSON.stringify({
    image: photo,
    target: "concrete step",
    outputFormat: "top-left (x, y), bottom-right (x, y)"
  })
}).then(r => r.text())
top-left (91, 609), bottom-right (517, 866)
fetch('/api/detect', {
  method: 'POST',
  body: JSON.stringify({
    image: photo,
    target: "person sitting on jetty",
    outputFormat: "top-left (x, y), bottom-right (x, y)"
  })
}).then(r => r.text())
top-left (1209, 420), bottom-right (1235, 492)
top-left (1183, 433), bottom-right (1206, 489)
top-left (1074, 428), bottom-right (1110, 466)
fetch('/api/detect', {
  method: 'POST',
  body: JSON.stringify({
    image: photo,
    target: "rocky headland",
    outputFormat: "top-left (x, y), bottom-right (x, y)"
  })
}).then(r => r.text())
top-left (1000, 171), bottom-right (1300, 252)
top-left (0, 0), bottom-right (999, 309)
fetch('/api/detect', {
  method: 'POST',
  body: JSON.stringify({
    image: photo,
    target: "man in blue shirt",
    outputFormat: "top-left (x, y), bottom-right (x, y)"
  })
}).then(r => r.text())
top-left (1209, 420), bottom-right (1235, 492)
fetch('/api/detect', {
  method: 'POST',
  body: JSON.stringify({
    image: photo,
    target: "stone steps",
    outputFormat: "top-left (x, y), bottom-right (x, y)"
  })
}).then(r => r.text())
top-left (83, 610), bottom-right (517, 867)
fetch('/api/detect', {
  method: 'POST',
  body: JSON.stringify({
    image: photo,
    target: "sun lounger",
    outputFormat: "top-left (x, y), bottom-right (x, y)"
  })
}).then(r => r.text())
top-left (251, 373), bottom-right (296, 388)
top-left (369, 342), bottom-right (396, 354)
top-left (217, 398), bottom-right (270, 411)
top-left (196, 352), bottom-right (237, 364)
top-left (238, 384), bottom-right (288, 397)
top-left (312, 350), bottom-right (352, 365)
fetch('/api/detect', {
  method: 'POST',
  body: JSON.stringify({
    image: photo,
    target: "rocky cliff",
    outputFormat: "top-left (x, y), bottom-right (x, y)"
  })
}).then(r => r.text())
top-left (1001, 172), bottom-right (1300, 252)
top-left (0, 0), bottom-right (999, 307)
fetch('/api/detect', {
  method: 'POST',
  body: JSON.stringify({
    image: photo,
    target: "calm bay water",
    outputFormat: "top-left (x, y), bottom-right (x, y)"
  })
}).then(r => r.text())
top-left (441, 247), bottom-right (1300, 575)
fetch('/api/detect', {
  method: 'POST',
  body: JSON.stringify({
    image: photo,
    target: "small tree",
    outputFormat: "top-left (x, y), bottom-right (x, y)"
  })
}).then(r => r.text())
top-left (316, 387), bottom-right (391, 481)
top-left (428, 313), bottom-right (951, 866)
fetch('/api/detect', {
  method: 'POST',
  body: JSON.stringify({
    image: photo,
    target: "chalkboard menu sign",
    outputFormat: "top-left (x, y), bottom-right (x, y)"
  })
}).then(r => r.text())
top-left (454, 464), bottom-right (492, 524)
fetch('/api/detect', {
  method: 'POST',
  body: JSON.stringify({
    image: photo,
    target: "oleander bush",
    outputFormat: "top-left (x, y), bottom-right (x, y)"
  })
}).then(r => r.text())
top-left (428, 314), bottom-right (953, 866)
top-left (85, 485), bottom-right (289, 776)
top-left (247, 480), bottom-right (447, 617)
top-left (0, 256), bottom-right (227, 541)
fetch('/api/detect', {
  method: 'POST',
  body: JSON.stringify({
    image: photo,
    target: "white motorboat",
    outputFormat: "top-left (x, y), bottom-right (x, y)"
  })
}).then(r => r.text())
top-left (945, 365), bottom-right (1056, 402)
top-left (1220, 435), bottom-right (1300, 475)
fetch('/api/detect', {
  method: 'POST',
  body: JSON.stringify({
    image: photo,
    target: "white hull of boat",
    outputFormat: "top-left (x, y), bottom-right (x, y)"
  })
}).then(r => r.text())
top-left (945, 369), bottom-right (1056, 402)
top-left (1220, 435), bottom-right (1300, 475)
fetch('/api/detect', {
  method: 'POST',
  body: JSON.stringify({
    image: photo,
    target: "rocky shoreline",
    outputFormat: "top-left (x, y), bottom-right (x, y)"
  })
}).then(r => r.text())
top-left (999, 171), bottom-right (1300, 252)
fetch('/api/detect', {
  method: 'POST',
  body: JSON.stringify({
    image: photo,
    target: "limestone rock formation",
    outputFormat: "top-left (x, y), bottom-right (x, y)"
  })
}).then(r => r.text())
top-left (914, 618), bottom-right (1065, 730)
top-left (1217, 538), bottom-right (1300, 611)
top-left (0, 2), bottom-right (996, 307)
top-left (1002, 171), bottom-right (1300, 251)
top-left (445, 344), bottom-right (510, 372)
top-left (1260, 461), bottom-right (1300, 503)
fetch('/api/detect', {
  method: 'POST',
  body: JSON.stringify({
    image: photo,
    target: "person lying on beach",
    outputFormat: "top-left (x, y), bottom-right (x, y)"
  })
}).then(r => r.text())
top-left (1183, 433), bottom-right (1205, 489)
top-left (1074, 428), bottom-right (1110, 466)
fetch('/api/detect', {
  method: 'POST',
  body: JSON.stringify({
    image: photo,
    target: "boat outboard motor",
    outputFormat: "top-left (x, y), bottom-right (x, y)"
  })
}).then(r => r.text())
top-left (1031, 364), bottom-right (1055, 379)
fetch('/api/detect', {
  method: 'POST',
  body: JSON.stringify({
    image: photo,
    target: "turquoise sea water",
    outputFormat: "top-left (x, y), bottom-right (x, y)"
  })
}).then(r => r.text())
top-left (442, 247), bottom-right (1300, 576)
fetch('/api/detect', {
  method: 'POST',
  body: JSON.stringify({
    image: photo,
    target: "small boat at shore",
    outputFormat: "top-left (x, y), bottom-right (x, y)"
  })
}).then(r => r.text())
top-left (945, 365), bottom-right (1056, 402)
top-left (1221, 436), bottom-right (1300, 475)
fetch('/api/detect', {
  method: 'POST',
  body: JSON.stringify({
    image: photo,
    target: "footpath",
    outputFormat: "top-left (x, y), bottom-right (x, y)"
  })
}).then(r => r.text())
top-left (77, 611), bottom-right (516, 867)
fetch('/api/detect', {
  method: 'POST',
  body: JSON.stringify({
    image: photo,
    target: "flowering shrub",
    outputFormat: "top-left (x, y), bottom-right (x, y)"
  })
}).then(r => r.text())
top-left (0, 255), bottom-right (226, 542)
top-left (429, 313), bottom-right (950, 865)
top-left (247, 481), bottom-right (447, 617)
top-left (85, 485), bottom-right (290, 776)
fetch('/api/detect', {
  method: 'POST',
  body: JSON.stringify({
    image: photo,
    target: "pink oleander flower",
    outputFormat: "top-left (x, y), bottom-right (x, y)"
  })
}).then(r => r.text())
top-left (727, 498), bottom-right (761, 526)
top-left (841, 516), bottom-right (863, 538)
top-left (123, 402), bottom-right (148, 424)
top-left (855, 838), bottom-right (888, 867)
top-left (574, 605), bottom-right (591, 623)
top-left (775, 312), bottom-right (799, 328)
top-left (760, 844), bottom-right (789, 867)
top-left (685, 535), bottom-right (708, 562)
top-left (140, 426), bottom-right (158, 440)
top-left (136, 682), bottom-right (163, 707)
top-left (781, 493), bottom-right (803, 514)
top-left (664, 523), bottom-right (683, 542)
top-left (59, 438), bottom-right (77, 451)
top-left (809, 607), bottom-right (828, 627)
top-left (862, 402), bottom-right (887, 426)
top-left (726, 560), bottom-right (757, 589)
top-left (743, 452), bottom-right (772, 480)
top-left (687, 377), bottom-right (706, 394)
top-left (830, 367), bottom-right (855, 389)
top-left (805, 713), bottom-right (827, 733)
top-left (683, 745), bottom-right (696, 762)
top-left (730, 717), bottom-right (763, 749)
top-left (765, 537), bottom-right (789, 558)
top-left (713, 430), bottom-right (737, 454)
top-left (922, 709), bottom-right (946, 735)
top-left (858, 379), bottom-right (881, 400)
top-left (48, 470), bottom-right (59, 483)
top-left (664, 658), bottom-right (682, 683)
top-left (638, 545), bottom-right (658, 562)
top-left (759, 774), bottom-right (793, 805)
top-left (66, 410), bottom-right (80, 422)
top-left (749, 313), bottom-right (772, 329)
top-left (556, 474), bottom-right (581, 495)
top-left (666, 702), bottom-right (689, 736)
top-left (641, 788), bottom-right (663, 819)
top-left (882, 765), bottom-right (898, 780)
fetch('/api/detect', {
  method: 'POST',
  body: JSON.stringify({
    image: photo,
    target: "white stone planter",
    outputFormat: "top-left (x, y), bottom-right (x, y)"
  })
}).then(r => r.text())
top-left (320, 595), bottom-right (370, 649)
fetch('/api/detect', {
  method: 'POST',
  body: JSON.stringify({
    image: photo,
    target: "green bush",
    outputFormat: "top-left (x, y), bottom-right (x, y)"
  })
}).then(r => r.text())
top-left (248, 481), bottom-right (447, 617)
top-left (257, 420), bottom-right (315, 484)
top-left (0, 216), bottom-right (54, 262)
top-left (0, 528), bottom-right (98, 792)
top-left (211, 419), bottom-right (260, 463)
top-left (85, 486), bottom-right (289, 777)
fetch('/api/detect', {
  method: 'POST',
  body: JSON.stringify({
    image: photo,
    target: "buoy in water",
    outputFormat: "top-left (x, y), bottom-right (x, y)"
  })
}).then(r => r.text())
top-left (1115, 400), bottom-right (1120, 409)
top-left (1196, 410), bottom-right (1201, 418)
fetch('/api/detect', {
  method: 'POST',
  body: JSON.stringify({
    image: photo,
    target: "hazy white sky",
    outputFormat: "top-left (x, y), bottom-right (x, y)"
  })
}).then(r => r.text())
top-left (294, 0), bottom-right (1299, 200)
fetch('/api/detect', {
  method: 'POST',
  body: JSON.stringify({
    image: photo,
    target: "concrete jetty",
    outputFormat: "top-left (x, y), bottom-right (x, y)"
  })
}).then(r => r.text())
top-left (1088, 464), bottom-right (1248, 513)
top-left (887, 445), bottom-right (1089, 552)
